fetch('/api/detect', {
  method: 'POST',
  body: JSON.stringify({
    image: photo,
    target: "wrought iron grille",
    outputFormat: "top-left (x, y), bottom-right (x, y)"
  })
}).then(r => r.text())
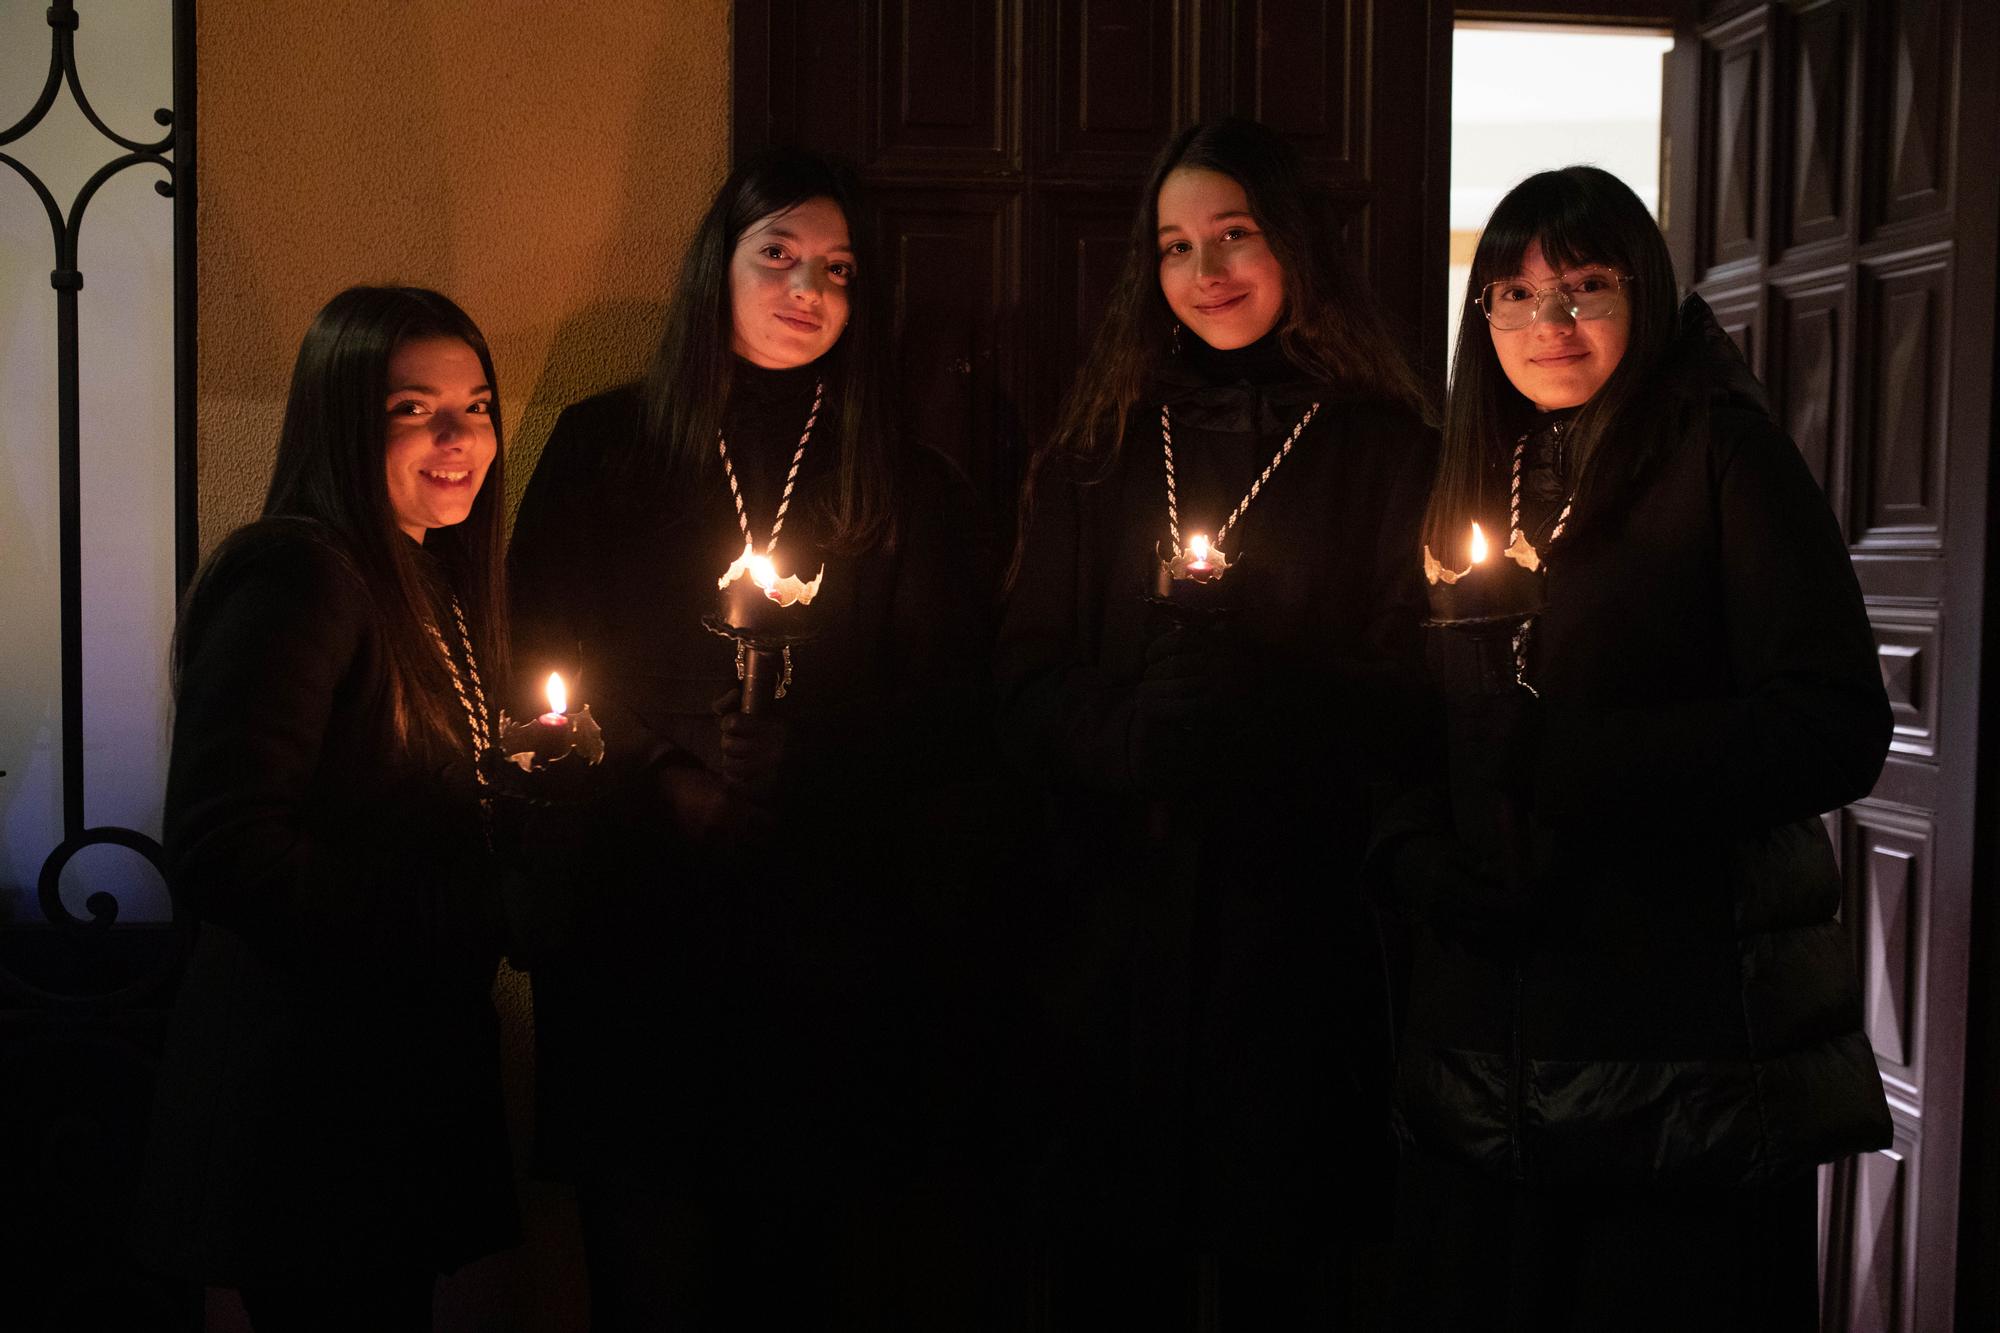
top-left (0, 0), bottom-right (196, 1010)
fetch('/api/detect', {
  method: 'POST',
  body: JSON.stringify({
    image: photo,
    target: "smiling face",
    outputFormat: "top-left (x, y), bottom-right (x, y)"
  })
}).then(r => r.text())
top-left (1155, 167), bottom-right (1287, 351)
top-left (729, 196), bottom-right (854, 369)
top-left (1487, 239), bottom-right (1631, 410)
top-left (382, 336), bottom-right (496, 543)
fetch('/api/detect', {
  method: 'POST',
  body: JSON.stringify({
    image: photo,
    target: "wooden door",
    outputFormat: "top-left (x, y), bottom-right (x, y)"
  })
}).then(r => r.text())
top-left (735, 6), bottom-right (1449, 1323)
top-left (1664, 2), bottom-right (2000, 1327)
top-left (734, 0), bottom-right (1452, 526)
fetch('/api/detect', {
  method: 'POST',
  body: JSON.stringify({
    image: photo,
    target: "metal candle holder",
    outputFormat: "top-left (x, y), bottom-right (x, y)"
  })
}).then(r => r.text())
top-left (709, 551), bottom-right (824, 714)
top-left (1422, 530), bottom-right (1548, 895)
top-left (702, 616), bottom-right (819, 715)
top-left (1422, 528), bottom-right (1547, 696)
top-left (1145, 539), bottom-right (1242, 627)
top-left (480, 706), bottom-right (607, 803)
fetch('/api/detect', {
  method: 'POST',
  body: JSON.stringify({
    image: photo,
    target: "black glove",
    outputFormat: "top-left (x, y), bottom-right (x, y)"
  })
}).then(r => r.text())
top-left (1446, 687), bottom-right (1537, 779)
top-left (1135, 623), bottom-right (1257, 727)
top-left (712, 686), bottom-right (789, 802)
top-left (656, 761), bottom-right (772, 853)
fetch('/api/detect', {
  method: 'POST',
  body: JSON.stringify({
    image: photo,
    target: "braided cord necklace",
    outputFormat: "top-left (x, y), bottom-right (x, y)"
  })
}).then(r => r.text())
top-left (718, 380), bottom-right (823, 557)
top-left (426, 593), bottom-right (495, 845)
top-left (715, 381), bottom-right (822, 699)
top-left (1160, 399), bottom-right (1320, 557)
top-left (1507, 419), bottom-right (1577, 687)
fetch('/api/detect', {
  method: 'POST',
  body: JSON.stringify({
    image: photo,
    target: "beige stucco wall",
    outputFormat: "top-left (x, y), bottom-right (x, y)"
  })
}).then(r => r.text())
top-left (197, 0), bottom-right (731, 545)
top-left (195, 4), bottom-right (731, 1326)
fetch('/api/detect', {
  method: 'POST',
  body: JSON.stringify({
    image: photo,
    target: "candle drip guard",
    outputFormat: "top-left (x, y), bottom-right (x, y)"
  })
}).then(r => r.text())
top-left (702, 615), bottom-right (819, 715)
top-left (478, 706), bottom-right (607, 804)
top-left (1144, 540), bottom-right (1244, 626)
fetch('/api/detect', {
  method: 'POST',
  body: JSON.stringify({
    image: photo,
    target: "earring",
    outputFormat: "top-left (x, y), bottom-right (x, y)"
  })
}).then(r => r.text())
top-left (1171, 322), bottom-right (1183, 355)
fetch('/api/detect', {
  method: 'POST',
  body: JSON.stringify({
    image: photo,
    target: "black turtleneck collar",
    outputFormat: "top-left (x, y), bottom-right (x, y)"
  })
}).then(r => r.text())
top-left (1152, 328), bottom-right (1323, 435)
top-left (729, 355), bottom-right (823, 409)
top-left (1180, 328), bottom-right (1295, 388)
top-left (721, 355), bottom-right (826, 478)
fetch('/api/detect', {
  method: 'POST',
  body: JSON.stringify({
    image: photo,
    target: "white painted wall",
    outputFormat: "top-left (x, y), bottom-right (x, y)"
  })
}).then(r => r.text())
top-left (1449, 25), bottom-right (1675, 362)
top-left (1, 0), bottom-right (177, 923)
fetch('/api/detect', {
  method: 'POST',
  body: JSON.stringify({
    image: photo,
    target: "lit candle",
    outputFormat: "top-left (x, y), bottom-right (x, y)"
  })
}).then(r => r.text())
top-left (1184, 533), bottom-right (1216, 580)
top-left (1422, 520), bottom-right (1544, 625)
top-left (1153, 532), bottom-right (1234, 600)
top-left (529, 671), bottom-right (574, 759)
top-left (717, 540), bottom-right (824, 633)
top-left (711, 542), bottom-right (828, 715)
top-left (493, 668), bottom-right (605, 773)
top-left (540, 671), bottom-right (570, 724)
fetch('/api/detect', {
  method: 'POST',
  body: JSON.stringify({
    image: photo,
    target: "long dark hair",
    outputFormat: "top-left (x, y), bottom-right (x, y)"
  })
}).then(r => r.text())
top-left (1041, 117), bottom-right (1428, 475)
top-left (1425, 166), bottom-right (1681, 555)
top-left (1011, 118), bottom-right (1430, 581)
top-left (632, 146), bottom-right (897, 553)
top-left (181, 286), bottom-right (509, 750)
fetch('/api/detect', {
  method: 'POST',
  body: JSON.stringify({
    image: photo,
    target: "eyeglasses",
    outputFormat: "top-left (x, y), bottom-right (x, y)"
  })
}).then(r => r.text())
top-left (1476, 269), bottom-right (1635, 331)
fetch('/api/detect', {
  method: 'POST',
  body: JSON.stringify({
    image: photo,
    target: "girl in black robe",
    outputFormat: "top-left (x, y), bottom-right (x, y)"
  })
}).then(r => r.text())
top-left (995, 117), bottom-right (1439, 1329)
top-left (1386, 166), bottom-right (1892, 1330)
top-left (139, 287), bottom-right (518, 1331)
top-left (508, 147), bottom-right (992, 1329)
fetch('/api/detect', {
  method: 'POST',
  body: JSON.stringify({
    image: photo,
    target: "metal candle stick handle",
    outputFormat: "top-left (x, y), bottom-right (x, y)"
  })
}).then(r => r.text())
top-left (737, 641), bottom-right (792, 715)
top-left (706, 615), bottom-right (814, 715)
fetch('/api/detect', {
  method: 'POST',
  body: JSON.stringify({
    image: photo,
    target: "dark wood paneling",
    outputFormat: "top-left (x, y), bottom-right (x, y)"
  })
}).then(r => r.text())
top-left (1949, 0), bottom-right (2000, 1321)
top-left (738, 0), bottom-right (1450, 520)
top-left (1849, 1125), bottom-right (1918, 1333)
top-left (1046, 0), bottom-right (1185, 174)
top-left (1867, 607), bottom-right (1941, 762)
top-left (1844, 808), bottom-right (1930, 1077)
top-left (1696, 6), bottom-right (1769, 279)
top-left (1700, 282), bottom-right (1762, 374)
top-left (1776, 0), bottom-right (1855, 258)
top-left (875, 0), bottom-right (1020, 170)
top-left (1767, 271), bottom-right (1849, 522)
top-left (878, 189), bottom-right (1022, 490)
top-left (743, 0), bottom-right (869, 157)
top-left (1673, 4), bottom-right (1999, 1325)
top-left (1852, 250), bottom-right (1949, 549)
top-left (1038, 188), bottom-right (1140, 425)
top-left (1458, 0), bottom-right (1670, 22)
top-left (1862, 0), bottom-right (1955, 240)
top-left (1213, 0), bottom-right (1363, 181)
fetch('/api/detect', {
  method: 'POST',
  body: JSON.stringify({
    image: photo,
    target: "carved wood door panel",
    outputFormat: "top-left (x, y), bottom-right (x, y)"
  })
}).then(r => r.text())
top-left (734, 6), bottom-right (1448, 1324)
top-left (1665, 2), bottom-right (1999, 1327)
top-left (734, 0), bottom-right (1451, 525)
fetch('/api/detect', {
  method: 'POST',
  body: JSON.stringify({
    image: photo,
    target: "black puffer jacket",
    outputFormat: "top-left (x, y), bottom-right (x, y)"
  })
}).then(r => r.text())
top-left (1393, 297), bottom-right (1893, 1187)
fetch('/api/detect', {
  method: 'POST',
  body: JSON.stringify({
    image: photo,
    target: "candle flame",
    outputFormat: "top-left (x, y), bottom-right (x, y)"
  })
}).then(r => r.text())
top-left (545, 672), bottom-right (567, 716)
top-left (719, 540), bottom-right (823, 606)
top-left (1187, 534), bottom-right (1210, 563)
top-left (1468, 521), bottom-right (1489, 564)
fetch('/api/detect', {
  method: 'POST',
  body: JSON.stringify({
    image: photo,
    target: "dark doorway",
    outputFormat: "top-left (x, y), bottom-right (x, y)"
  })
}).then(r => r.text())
top-left (734, 0), bottom-right (1452, 532)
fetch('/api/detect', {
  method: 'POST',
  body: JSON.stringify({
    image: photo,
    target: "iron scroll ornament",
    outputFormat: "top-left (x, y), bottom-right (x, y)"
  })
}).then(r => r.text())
top-left (0, 0), bottom-right (190, 1008)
